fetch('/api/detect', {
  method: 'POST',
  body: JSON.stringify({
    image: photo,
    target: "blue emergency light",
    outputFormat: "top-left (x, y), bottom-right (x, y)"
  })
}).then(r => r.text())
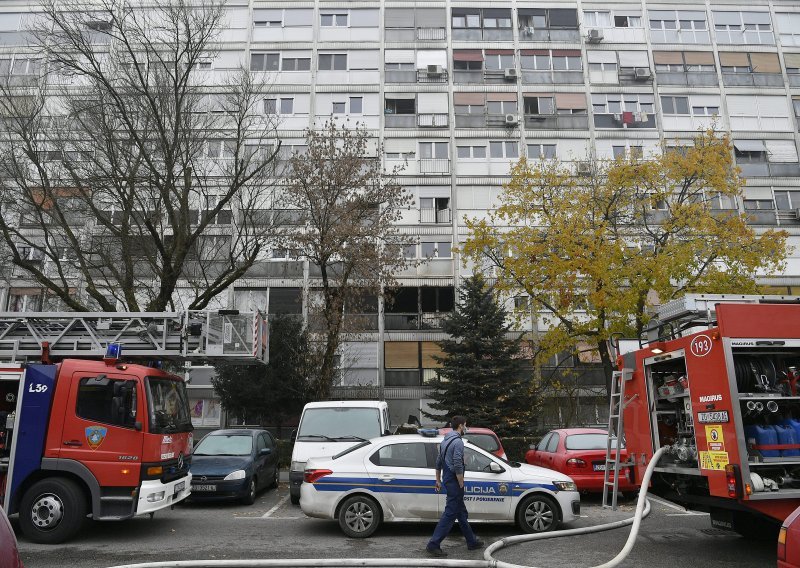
top-left (104, 342), bottom-right (122, 360)
top-left (418, 428), bottom-right (439, 437)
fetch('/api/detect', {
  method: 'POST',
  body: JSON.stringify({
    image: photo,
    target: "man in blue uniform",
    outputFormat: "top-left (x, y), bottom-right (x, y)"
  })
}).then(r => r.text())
top-left (426, 415), bottom-right (484, 556)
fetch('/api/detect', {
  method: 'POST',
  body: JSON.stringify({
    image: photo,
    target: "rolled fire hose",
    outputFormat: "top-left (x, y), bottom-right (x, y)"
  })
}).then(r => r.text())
top-left (108, 448), bottom-right (667, 568)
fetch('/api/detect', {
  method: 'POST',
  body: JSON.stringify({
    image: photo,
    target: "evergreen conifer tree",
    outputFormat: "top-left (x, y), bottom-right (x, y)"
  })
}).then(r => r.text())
top-left (424, 274), bottom-right (535, 436)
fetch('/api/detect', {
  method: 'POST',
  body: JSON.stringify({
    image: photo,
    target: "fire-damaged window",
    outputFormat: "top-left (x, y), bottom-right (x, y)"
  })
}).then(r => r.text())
top-left (76, 377), bottom-right (138, 428)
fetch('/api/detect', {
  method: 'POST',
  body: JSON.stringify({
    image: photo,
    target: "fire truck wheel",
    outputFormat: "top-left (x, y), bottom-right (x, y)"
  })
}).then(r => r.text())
top-left (241, 477), bottom-right (257, 505)
top-left (19, 477), bottom-right (87, 544)
top-left (516, 494), bottom-right (560, 533)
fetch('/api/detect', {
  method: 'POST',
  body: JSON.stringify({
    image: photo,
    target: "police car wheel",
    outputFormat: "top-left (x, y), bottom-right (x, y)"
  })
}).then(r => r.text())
top-left (19, 477), bottom-right (87, 544)
top-left (338, 495), bottom-right (381, 538)
top-left (517, 494), bottom-right (559, 533)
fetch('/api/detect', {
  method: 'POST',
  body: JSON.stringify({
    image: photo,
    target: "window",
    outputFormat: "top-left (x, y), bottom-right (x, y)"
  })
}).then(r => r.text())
top-left (743, 199), bottom-right (774, 210)
top-left (281, 57), bottom-right (311, 71)
top-left (454, 60), bottom-right (482, 71)
top-left (615, 15), bottom-right (641, 28)
top-left (484, 16), bottom-right (512, 29)
top-left (77, 377), bottom-right (137, 428)
top-left (489, 141), bottom-right (519, 158)
top-left (692, 105), bottom-right (719, 116)
top-left (403, 244), bottom-right (416, 258)
top-left (452, 12), bottom-right (481, 29)
top-left (650, 10), bottom-right (709, 44)
top-left (385, 62), bottom-right (414, 70)
top-left (370, 443), bottom-right (429, 468)
top-left (537, 433), bottom-right (552, 452)
top-left (487, 101), bottom-right (515, 114)
top-left (454, 103), bottom-right (483, 115)
top-left (613, 145), bottom-right (643, 159)
top-left (319, 54), bottom-right (347, 71)
top-left (419, 141), bottom-right (448, 159)
top-left (713, 11), bottom-right (774, 45)
top-left (332, 102), bottom-right (345, 114)
top-left (421, 241), bottom-right (452, 258)
top-left (584, 11), bottom-right (612, 27)
top-left (527, 144), bottom-right (557, 159)
top-left (546, 433), bottom-right (560, 452)
top-left (321, 13), bottom-right (348, 27)
top-left (775, 191), bottom-right (800, 210)
top-left (661, 96), bottom-right (689, 115)
top-left (457, 145), bottom-right (486, 159)
top-left (521, 53), bottom-right (551, 70)
top-left (484, 54), bottom-right (514, 70)
top-left (552, 54), bottom-right (582, 71)
top-left (525, 96), bottom-right (555, 115)
top-left (709, 192), bottom-right (737, 209)
top-left (464, 448), bottom-right (494, 473)
top-left (198, 60), bottom-right (212, 70)
top-left (256, 434), bottom-right (267, 453)
top-left (264, 97), bottom-right (294, 115)
top-left (207, 140), bottom-right (235, 159)
top-left (385, 151), bottom-right (415, 160)
top-left (250, 53), bottom-right (280, 72)
top-left (349, 97), bottom-right (363, 114)
top-left (592, 93), bottom-right (654, 114)
top-left (777, 13), bottom-right (800, 47)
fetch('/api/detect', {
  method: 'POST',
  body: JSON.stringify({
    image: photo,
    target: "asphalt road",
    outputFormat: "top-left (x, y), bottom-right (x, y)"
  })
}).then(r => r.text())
top-left (14, 485), bottom-right (777, 568)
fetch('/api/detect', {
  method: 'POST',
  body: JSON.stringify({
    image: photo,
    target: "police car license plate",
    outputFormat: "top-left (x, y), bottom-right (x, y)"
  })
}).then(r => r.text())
top-left (593, 464), bottom-right (606, 471)
top-left (192, 484), bottom-right (215, 491)
top-left (174, 481), bottom-right (185, 494)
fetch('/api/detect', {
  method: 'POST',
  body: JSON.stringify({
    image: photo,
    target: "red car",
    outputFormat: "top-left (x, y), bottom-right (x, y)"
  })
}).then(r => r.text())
top-left (779, 505), bottom-right (800, 567)
top-left (0, 508), bottom-right (23, 568)
top-left (438, 427), bottom-right (507, 460)
top-left (525, 428), bottom-right (636, 493)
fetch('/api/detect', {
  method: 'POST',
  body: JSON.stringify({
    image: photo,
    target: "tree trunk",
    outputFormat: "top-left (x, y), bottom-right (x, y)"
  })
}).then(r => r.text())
top-left (598, 339), bottom-right (615, 402)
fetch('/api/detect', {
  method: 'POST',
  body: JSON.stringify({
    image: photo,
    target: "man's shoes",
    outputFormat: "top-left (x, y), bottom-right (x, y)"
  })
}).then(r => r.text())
top-left (426, 547), bottom-right (447, 557)
top-left (467, 539), bottom-right (485, 551)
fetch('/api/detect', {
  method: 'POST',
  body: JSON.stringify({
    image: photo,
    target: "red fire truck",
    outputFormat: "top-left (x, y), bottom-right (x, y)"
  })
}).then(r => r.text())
top-left (0, 310), bottom-right (267, 543)
top-left (613, 295), bottom-right (800, 535)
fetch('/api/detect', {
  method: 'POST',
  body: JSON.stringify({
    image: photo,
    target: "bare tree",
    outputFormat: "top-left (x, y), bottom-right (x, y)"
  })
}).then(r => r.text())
top-left (282, 120), bottom-right (412, 400)
top-left (0, 0), bottom-right (280, 312)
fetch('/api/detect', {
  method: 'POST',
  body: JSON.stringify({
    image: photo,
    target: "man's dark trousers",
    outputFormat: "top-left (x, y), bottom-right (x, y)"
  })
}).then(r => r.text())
top-left (427, 472), bottom-right (478, 549)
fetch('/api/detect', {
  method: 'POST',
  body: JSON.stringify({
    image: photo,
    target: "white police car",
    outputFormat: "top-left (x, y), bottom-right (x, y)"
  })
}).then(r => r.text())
top-left (300, 433), bottom-right (580, 538)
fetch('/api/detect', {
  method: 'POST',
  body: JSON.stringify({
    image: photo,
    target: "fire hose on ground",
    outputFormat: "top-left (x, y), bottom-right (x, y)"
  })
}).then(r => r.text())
top-left (108, 448), bottom-right (667, 568)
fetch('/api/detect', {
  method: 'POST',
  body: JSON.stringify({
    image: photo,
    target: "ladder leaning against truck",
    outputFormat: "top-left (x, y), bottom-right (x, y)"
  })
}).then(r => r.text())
top-left (605, 294), bottom-right (800, 538)
top-left (0, 310), bottom-right (267, 544)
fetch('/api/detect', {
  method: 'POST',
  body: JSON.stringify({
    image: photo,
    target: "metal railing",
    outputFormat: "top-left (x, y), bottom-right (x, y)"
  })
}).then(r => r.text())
top-left (419, 208), bottom-right (451, 224)
top-left (419, 158), bottom-right (450, 174)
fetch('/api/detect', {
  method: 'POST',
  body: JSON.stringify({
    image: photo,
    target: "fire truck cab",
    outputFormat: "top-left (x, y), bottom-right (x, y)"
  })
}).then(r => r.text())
top-left (0, 310), bottom-right (267, 543)
top-left (621, 295), bottom-right (800, 535)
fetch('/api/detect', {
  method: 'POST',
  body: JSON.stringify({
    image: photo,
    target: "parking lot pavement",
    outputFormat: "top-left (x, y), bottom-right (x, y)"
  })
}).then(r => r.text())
top-left (15, 487), bottom-right (776, 568)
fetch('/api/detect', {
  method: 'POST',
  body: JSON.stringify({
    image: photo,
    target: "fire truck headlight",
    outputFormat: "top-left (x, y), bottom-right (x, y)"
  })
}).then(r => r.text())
top-left (146, 491), bottom-right (166, 503)
top-left (553, 481), bottom-right (577, 492)
top-left (224, 470), bottom-right (246, 481)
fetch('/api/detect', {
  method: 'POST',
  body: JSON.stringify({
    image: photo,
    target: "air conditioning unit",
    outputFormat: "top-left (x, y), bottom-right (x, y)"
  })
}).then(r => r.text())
top-left (576, 161), bottom-right (592, 176)
top-left (634, 67), bottom-right (652, 80)
top-left (504, 68), bottom-right (519, 80)
top-left (504, 114), bottom-right (519, 126)
top-left (587, 28), bottom-right (604, 43)
top-left (427, 64), bottom-right (443, 76)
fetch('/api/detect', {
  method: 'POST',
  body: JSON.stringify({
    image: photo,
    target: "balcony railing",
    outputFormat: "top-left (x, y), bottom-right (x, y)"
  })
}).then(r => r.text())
top-left (722, 73), bottom-right (784, 87)
top-left (384, 114), bottom-right (416, 128)
top-left (384, 312), bottom-right (449, 331)
top-left (419, 158), bottom-right (450, 174)
top-left (417, 113), bottom-right (448, 127)
top-left (417, 69), bottom-right (448, 84)
top-left (417, 27), bottom-right (446, 40)
top-left (419, 207), bottom-right (451, 224)
top-left (525, 114), bottom-right (589, 130)
top-left (655, 71), bottom-right (719, 87)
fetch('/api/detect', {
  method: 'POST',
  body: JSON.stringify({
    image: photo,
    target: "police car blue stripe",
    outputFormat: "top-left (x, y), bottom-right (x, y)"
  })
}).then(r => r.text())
top-left (311, 477), bottom-right (558, 494)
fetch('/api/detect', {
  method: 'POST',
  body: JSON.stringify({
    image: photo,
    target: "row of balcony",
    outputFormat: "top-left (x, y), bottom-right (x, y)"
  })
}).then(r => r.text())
top-left (270, 312), bottom-right (451, 333)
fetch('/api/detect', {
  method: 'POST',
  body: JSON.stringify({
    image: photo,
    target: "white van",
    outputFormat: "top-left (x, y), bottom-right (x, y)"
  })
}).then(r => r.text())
top-left (289, 400), bottom-right (391, 505)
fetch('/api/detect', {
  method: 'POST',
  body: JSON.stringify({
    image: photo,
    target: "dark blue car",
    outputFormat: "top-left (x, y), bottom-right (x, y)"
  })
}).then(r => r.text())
top-left (189, 429), bottom-right (279, 505)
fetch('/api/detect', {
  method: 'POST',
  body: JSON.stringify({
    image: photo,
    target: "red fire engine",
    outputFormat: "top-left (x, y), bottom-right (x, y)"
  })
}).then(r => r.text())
top-left (610, 295), bottom-right (800, 535)
top-left (0, 310), bottom-right (267, 543)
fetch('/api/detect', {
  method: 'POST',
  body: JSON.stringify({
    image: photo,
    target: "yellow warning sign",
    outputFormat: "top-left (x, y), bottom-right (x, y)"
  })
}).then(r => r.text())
top-left (699, 451), bottom-right (730, 470)
top-left (705, 425), bottom-right (726, 452)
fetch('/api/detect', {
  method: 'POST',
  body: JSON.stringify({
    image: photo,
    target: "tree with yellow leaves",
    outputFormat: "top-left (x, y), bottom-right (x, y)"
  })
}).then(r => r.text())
top-left (461, 130), bottom-right (788, 393)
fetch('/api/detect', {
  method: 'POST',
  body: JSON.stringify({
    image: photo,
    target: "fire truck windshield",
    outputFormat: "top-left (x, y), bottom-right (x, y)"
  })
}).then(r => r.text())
top-left (145, 377), bottom-right (192, 434)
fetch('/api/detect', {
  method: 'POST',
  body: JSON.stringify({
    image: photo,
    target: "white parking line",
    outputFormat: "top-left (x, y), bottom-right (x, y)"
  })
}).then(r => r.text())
top-left (648, 495), bottom-right (707, 515)
top-left (261, 494), bottom-right (290, 518)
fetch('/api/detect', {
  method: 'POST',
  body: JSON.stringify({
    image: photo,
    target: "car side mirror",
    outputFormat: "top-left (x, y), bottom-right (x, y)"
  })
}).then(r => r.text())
top-left (383, 430), bottom-right (391, 436)
top-left (489, 462), bottom-right (503, 474)
top-left (134, 421), bottom-right (142, 431)
top-left (259, 448), bottom-right (271, 456)
top-left (529, 444), bottom-right (537, 450)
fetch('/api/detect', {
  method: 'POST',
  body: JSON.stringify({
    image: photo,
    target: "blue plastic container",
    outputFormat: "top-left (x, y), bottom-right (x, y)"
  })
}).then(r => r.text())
top-left (775, 424), bottom-right (800, 457)
top-left (782, 418), bottom-right (800, 443)
top-left (745, 425), bottom-right (780, 458)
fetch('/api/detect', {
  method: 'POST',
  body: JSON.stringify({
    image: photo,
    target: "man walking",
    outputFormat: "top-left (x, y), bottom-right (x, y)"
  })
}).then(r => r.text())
top-left (426, 415), bottom-right (484, 556)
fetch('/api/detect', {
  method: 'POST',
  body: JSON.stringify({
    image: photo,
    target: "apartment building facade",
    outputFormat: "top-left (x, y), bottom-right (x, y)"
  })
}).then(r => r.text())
top-left (3, 0), bottom-right (800, 427)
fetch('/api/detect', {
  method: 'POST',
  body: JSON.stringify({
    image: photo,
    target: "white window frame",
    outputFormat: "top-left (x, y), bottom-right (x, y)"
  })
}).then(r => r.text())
top-left (321, 13), bottom-right (349, 27)
top-left (489, 141), bottom-right (519, 159)
top-left (527, 143), bottom-right (557, 159)
top-left (457, 145), bottom-right (487, 159)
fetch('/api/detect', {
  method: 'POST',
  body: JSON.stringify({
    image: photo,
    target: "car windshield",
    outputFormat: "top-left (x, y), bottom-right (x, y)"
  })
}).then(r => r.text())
top-left (297, 407), bottom-right (381, 440)
top-left (464, 433), bottom-right (500, 452)
top-left (565, 433), bottom-right (622, 450)
top-left (194, 434), bottom-right (253, 456)
top-left (145, 377), bottom-right (192, 434)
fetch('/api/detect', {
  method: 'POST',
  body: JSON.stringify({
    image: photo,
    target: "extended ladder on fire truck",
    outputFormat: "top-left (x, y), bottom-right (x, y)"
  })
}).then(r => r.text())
top-left (0, 310), bottom-right (268, 363)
